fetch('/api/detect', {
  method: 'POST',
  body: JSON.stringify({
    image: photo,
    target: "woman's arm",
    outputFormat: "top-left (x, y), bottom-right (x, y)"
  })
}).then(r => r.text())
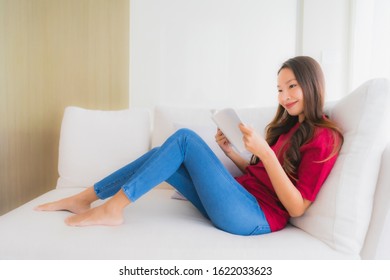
top-left (215, 129), bottom-right (249, 173)
top-left (239, 124), bottom-right (311, 217)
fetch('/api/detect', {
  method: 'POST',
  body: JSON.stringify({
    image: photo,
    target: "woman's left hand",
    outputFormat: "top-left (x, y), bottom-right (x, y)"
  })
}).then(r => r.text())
top-left (239, 124), bottom-right (270, 159)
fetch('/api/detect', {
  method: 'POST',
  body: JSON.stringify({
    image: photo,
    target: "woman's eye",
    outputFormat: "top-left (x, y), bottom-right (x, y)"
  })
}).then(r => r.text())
top-left (289, 84), bottom-right (297, 89)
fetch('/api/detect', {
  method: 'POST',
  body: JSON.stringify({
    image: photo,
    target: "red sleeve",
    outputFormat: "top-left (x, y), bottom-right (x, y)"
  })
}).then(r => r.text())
top-left (295, 127), bottom-right (339, 201)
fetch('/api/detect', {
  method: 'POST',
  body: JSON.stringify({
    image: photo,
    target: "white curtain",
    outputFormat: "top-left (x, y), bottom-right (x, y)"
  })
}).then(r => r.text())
top-left (350, 0), bottom-right (390, 90)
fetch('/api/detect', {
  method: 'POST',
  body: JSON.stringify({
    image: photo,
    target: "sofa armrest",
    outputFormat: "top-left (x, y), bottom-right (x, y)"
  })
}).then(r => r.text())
top-left (361, 143), bottom-right (390, 259)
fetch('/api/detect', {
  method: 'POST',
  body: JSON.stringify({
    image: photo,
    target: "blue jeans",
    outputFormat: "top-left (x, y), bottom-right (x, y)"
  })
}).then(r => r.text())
top-left (94, 128), bottom-right (271, 236)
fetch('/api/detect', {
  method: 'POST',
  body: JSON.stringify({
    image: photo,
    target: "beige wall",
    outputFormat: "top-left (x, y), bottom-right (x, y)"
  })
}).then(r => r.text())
top-left (0, 0), bottom-right (129, 215)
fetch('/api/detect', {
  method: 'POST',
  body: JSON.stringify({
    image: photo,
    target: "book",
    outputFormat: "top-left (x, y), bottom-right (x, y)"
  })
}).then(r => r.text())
top-left (212, 108), bottom-right (246, 152)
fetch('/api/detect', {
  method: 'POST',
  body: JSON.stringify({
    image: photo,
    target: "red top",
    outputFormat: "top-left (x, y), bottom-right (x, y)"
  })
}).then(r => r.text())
top-left (235, 121), bottom-right (339, 232)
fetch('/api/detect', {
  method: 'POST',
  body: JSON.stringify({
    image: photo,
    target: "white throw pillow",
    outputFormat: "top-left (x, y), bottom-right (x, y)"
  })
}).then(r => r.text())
top-left (290, 78), bottom-right (390, 255)
top-left (56, 107), bottom-right (151, 188)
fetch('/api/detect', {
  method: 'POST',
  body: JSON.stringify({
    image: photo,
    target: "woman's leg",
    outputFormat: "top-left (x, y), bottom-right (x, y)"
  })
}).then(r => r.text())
top-left (35, 148), bottom-right (160, 213)
top-left (164, 131), bottom-right (270, 235)
top-left (93, 148), bottom-right (159, 199)
top-left (165, 165), bottom-right (208, 218)
top-left (66, 129), bottom-right (270, 235)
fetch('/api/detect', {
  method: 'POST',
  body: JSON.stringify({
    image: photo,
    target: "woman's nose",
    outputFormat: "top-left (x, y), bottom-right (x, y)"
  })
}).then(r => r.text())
top-left (280, 91), bottom-right (291, 101)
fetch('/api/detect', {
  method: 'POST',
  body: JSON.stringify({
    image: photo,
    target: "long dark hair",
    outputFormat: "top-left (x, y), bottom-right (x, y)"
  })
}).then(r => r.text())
top-left (251, 56), bottom-right (343, 180)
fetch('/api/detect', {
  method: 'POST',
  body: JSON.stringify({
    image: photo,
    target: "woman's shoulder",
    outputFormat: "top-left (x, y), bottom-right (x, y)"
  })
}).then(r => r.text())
top-left (314, 125), bottom-right (334, 137)
top-left (305, 125), bottom-right (339, 150)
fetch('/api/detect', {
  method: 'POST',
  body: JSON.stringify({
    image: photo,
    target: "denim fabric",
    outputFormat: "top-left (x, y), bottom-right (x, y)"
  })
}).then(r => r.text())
top-left (94, 128), bottom-right (270, 236)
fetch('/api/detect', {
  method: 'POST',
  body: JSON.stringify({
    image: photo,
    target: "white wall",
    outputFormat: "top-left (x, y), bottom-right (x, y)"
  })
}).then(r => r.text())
top-left (130, 0), bottom-right (352, 110)
top-left (350, 0), bottom-right (390, 90)
top-left (299, 0), bottom-right (351, 101)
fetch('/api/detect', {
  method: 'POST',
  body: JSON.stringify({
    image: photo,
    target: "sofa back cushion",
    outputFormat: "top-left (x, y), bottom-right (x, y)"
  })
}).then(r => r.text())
top-left (290, 78), bottom-right (390, 255)
top-left (56, 107), bottom-right (151, 188)
top-left (152, 106), bottom-right (214, 148)
top-left (360, 143), bottom-right (390, 259)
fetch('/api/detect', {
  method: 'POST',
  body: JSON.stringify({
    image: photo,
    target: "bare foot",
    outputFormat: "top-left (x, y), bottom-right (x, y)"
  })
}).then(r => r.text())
top-left (65, 204), bottom-right (124, 227)
top-left (64, 189), bottom-right (130, 227)
top-left (34, 196), bottom-right (91, 214)
top-left (35, 187), bottom-right (98, 214)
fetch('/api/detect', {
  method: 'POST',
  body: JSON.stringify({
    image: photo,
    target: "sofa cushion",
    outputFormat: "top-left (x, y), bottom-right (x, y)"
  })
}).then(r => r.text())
top-left (56, 107), bottom-right (151, 188)
top-left (290, 78), bottom-right (390, 255)
top-left (152, 106), bottom-right (215, 148)
top-left (0, 187), bottom-right (357, 259)
top-left (361, 143), bottom-right (390, 259)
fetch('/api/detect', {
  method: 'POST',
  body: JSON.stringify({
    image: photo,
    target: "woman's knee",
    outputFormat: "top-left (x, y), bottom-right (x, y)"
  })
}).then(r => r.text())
top-left (174, 128), bottom-right (197, 137)
top-left (171, 128), bottom-right (202, 142)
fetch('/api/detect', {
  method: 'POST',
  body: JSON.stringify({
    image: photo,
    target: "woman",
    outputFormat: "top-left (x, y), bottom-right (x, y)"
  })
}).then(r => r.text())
top-left (36, 56), bottom-right (343, 235)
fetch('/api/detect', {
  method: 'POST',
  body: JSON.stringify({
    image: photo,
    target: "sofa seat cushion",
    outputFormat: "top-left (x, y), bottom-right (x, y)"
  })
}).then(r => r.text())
top-left (0, 187), bottom-right (357, 260)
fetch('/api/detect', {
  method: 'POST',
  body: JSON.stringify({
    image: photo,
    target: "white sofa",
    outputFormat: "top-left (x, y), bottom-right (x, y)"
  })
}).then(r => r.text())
top-left (0, 78), bottom-right (389, 260)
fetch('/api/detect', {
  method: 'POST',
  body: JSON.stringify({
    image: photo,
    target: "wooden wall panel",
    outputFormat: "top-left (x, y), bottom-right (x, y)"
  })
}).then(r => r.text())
top-left (0, 0), bottom-right (129, 215)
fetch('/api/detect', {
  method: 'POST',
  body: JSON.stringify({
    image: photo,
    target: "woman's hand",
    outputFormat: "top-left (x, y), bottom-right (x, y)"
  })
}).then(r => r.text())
top-left (215, 128), bottom-right (250, 173)
top-left (215, 129), bottom-right (233, 155)
top-left (239, 124), bottom-right (311, 217)
top-left (239, 124), bottom-right (270, 159)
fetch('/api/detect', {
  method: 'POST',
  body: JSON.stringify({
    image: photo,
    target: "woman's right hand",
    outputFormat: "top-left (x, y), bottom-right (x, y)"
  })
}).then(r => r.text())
top-left (215, 128), bottom-right (250, 173)
top-left (215, 129), bottom-right (234, 155)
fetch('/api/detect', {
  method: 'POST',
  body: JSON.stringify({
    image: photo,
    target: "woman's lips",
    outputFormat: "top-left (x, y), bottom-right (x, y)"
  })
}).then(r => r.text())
top-left (285, 101), bottom-right (298, 109)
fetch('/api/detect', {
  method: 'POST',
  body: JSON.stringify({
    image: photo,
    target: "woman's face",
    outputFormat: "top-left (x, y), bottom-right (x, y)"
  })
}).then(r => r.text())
top-left (277, 67), bottom-right (305, 122)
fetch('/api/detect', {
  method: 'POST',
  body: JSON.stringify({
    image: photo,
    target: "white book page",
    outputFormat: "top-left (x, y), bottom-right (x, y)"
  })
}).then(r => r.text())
top-left (212, 108), bottom-right (246, 152)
